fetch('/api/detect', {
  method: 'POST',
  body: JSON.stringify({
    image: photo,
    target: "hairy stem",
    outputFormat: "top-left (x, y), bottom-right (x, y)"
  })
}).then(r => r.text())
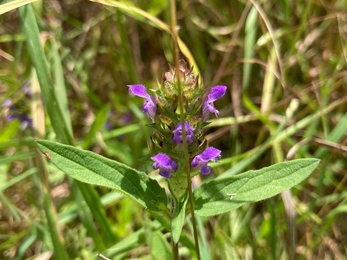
top-left (170, 0), bottom-right (201, 259)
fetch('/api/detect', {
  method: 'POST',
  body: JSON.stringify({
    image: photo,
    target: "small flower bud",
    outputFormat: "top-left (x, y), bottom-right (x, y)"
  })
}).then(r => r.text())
top-left (172, 122), bottom-right (195, 144)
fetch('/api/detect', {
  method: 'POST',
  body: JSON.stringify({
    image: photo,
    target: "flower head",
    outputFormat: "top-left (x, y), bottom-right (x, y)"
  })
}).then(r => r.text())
top-left (173, 122), bottom-right (195, 144)
top-left (128, 84), bottom-right (156, 118)
top-left (202, 85), bottom-right (227, 121)
top-left (151, 153), bottom-right (178, 178)
top-left (191, 147), bottom-right (221, 175)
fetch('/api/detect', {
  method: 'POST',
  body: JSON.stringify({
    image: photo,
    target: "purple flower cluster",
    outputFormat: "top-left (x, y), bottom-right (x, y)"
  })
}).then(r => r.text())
top-left (128, 60), bottom-right (226, 180)
top-left (152, 147), bottom-right (221, 177)
top-left (2, 84), bottom-right (33, 130)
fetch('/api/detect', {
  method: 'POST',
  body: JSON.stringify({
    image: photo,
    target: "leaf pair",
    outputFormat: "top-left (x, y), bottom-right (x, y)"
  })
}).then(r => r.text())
top-left (36, 140), bottom-right (319, 218)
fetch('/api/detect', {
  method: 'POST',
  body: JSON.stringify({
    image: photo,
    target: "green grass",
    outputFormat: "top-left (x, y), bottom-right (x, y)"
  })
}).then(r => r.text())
top-left (1, 0), bottom-right (347, 259)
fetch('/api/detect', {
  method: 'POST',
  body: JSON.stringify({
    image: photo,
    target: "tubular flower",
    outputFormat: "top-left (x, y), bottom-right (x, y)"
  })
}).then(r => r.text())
top-left (151, 154), bottom-right (178, 178)
top-left (172, 122), bottom-right (195, 144)
top-left (128, 84), bottom-right (156, 118)
top-left (191, 147), bottom-right (221, 175)
top-left (202, 85), bottom-right (227, 121)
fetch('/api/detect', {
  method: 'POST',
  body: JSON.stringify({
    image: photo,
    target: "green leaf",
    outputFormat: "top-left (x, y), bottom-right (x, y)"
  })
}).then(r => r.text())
top-left (151, 231), bottom-right (172, 259)
top-left (193, 158), bottom-right (320, 217)
top-left (243, 6), bottom-right (258, 91)
top-left (36, 140), bottom-right (168, 212)
top-left (171, 195), bottom-right (188, 243)
top-left (19, 4), bottom-right (73, 144)
top-left (51, 40), bottom-right (73, 136)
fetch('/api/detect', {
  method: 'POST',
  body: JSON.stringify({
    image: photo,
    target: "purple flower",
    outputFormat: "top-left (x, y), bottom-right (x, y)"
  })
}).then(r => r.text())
top-left (128, 84), bottom-right (156, 118)
top-left (151, 154), bottom-right (178, 178)
top-left (6, 114), bottom-right (33, 130)
top-left (191, 147), bottom-right (221, 175)
top-left (172, 122), bottom-right (195, 144)
top-left (105, 121), bottom-right (112, 130)
top-left (122, 113), bottom-right (132, 123)
top-left (202, 85), bottom-right (227, 121)
top-left (22, 84), bottom-right (33, 97)
top-left (18, 114), bottom-right (33, 129)
top-left (2, 99), bottom-right (12, 107)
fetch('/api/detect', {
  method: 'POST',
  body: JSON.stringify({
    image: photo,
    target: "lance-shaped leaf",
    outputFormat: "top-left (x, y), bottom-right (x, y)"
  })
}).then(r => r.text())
top-left (193, 158), bottom-right (320, 216)
top-left (171, 194), bottom-right (188, 243)
top-left (36, 140), bottom-right (168, 212)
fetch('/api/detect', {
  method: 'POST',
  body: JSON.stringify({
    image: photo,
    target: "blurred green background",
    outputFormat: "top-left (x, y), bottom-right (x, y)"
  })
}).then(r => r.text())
top-left (1, 0), bottom-right (347, 259)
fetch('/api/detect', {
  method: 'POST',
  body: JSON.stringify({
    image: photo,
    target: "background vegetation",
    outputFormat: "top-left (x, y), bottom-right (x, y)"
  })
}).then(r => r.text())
top-left (1, 0), bottom-right (347, 259)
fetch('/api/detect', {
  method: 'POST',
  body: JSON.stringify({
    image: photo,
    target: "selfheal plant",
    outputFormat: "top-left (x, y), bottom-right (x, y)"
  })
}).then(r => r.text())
top-left (36, 59), bottom-right (319, 260)
top-left (129, 59), bottom-right (226, 199)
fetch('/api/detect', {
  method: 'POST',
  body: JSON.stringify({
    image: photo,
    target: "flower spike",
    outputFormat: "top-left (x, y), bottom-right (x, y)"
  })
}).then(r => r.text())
top-left (202, 85), bottom-right (227, 121)
top-left (151, 154), bottom-right (178, 178)
top-left (128, 60), bottom-right (226, 198)
top-left (172, 122), bottom-right (195, 144)
top-left (191, 147), bottom-right (221, 175)
top-left (128, 84), bottom-right (157, 118)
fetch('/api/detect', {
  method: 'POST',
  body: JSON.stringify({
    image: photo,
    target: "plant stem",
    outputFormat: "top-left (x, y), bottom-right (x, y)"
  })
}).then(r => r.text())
top-left (172, 239), bottom-right (179, 260)
top-left (170, 0), bottom-right (201, 259)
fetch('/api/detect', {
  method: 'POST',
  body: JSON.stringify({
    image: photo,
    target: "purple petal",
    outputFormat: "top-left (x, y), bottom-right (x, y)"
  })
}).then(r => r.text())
top-left (202, 86), bottom-right (227, 121)
top-left (143, 96), bottom-right (157, 118)
top-left (18, 114), bottom-right (33, 129)
top-left (22, 84), bottom-right (33, 97)
top-left (6, 114), bottom-right (15, 121)
top-left (128, 84), bottom-right (150, 98)
top-left (2, 99), bottom-right (12, 107)
top-left (198, 147), bottom-right (221, 162)
top-left (203, 100), bottom-right (218, 118)
top-left (105, 121), bottom-right (112, 130)
top-left (128, 84), bottom-right (157, 118)
top-left (151, 154), bottom-right (178, 178)
top-left (122, 113), bottom-right (132, 123)
top-left (172, 122), bottom-right (195, 144)
top-left (200, 164), bottom-right (212, 175)
top-left (191, 147), bottom-right (221, 175)
top-left (207, 86), bottom-right (227, 102)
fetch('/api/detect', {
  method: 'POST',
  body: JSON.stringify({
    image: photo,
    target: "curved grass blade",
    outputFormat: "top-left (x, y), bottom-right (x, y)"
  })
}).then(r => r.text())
top-left (20, 4), bottom-right (118, 247)
top-left (0, 0), bottom-right (38, 15)
top-left (19, 4), bottom-right (73, 144)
